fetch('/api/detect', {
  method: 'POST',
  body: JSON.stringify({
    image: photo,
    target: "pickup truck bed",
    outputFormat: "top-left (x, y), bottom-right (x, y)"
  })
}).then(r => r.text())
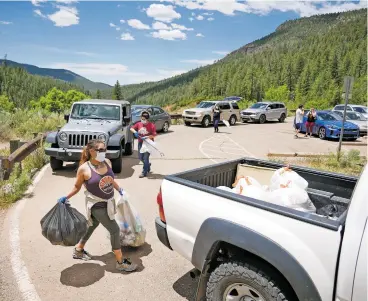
top-left (165, 158), bottom-right (356, 230)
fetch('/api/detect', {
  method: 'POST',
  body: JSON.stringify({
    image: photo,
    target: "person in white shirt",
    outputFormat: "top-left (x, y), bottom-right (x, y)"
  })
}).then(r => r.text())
top-left (294, 104), bottom-right (304, 138)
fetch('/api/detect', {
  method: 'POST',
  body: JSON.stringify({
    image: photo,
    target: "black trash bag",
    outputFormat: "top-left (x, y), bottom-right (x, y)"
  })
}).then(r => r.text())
top-left (40, 203), bottom-right (88, 246)
top-left (316, 204), bottom-right (346, 218)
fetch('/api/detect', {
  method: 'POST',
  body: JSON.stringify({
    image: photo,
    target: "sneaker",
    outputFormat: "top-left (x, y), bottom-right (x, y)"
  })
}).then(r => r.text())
top-left (139, 173), bottom-right (146, 178)
top-left (116, 258), bottom-right (138, 272)
top-left (148, 163), bottom-right (152, 173)
top-left (73, 248), bottom-right (92, 261)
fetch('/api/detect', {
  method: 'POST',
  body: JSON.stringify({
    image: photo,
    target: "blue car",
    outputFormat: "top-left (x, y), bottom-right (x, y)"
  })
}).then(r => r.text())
top-left (301, 110), bottom-right (360, 140)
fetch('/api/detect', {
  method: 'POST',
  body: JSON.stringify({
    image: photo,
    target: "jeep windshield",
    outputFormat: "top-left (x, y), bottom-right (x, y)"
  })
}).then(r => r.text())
top-left (70, 104), bottom-right (120, 120)
top-left (196, 102), bottom-right (216, 108)
top-left (250, 103), bottom-right (268, 109)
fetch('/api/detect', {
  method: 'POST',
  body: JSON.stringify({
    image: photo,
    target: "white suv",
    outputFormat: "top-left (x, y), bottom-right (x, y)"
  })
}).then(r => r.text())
top-left (182, 100), bottom-right (240, 127)
top-left (333, 104), bottom-right (368, 119)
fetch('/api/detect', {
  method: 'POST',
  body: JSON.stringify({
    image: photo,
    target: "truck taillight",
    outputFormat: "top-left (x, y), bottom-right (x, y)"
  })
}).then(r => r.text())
top-left (157, 187), bottom-right (166, 223)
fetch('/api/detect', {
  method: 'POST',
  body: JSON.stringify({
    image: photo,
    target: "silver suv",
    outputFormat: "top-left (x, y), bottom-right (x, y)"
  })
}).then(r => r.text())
top-left (182, 100), bottom-right (240, 127)
top-left (45, 99), bottom-right (133, 173)
top-left (240, 101), bottom-right (287, 124)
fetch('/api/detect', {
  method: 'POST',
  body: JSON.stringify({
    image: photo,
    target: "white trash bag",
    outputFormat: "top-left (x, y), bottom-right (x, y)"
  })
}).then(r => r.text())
top-left (240, 185), bottom-right (268, 201)
top-left (270, 167), bottom-right (308, 191)
top-left (216, 186), bottom-right (235, 193)
top-left (115, 193), bottom-right (146, 247)
top-left (266, 187), bottom-right (316, 213)
top-left (140, 138), bottom-right (164, 157)
top-left (232, 176), bottom-right (262, 194)
top-left (223, 120), bottom-right (231, 128)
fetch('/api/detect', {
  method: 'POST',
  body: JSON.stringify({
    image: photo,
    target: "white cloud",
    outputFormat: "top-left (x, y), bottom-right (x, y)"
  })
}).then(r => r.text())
top-left (120, 19), bottom-right (125, 24)
top-left (207, 17), bottom-right (215, 21)
top-left (55, 0), bottom-right (78, 4)
top-left (151, 29), bottom-right (187, 41)
top-left (196, 15), bottom-right (204, 21)
top-left (48, 6), bottom-right (79, 27)
top-left (127, 19), bottom-right (150, 30)
top-left (191, 12), bottom-right (196, 16)
top-left (146, 4), bottom-right (181, 23)
top-left (34, 9), bottom-right (46, 18)
top-left (181, 59), bottom-right (215, 65)
top-left (31, 0), bottom-right (47, 6)
top-left (212, 50), bottom-right (229, 55)
top-left (196, 33), bottom-right (204, 37)
top-left (0, 21), bottom-right (13, 25)
top-left (116, 27), bottom-right (121, 31)
top-left (171, 23), bottom-right (193, 31)
top-left (157, 69), bottom-right (187, 77)
top-left (189, 17), bottom-right (194, 22)
top-left (165, 0), bottom-right (367, 17)
top-left (203, 12), bottom-right (213, 16)
top-left (32, 45), bottom-right (96, 57)
top-left (48, 63), bottom-right (129, 76)
top-left (152, 21), bottom-right (171, 30)
top-left (121, 33), bottom-right (135, 40)
top-left (110, 22), bottom-right (117, 27)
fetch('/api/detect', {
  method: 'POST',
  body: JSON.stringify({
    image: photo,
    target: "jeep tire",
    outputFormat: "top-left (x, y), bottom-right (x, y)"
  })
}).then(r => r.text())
top-left (124, 142), bottom-right (133, 156)
top-left (206, 261), bottom-right (288, 301)
top-left (50, 157), bottom-right (63, 171)
top-left (111, 148), bottom-right (123, 173)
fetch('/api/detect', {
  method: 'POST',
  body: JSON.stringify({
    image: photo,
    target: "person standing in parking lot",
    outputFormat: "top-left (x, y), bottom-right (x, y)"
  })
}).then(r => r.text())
top-left (305, 108), bottom-right (317, 137)
top-left (130, 111), bottom-right (157, 178)
top-left (212, 104), bottom-right (222, 133)
top-left (294, 104), bottom-right (304, 138)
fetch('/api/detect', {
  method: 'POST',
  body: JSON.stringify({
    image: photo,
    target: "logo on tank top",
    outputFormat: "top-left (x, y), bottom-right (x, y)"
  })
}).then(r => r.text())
top-left (99, 176), bottom-right (114, 195)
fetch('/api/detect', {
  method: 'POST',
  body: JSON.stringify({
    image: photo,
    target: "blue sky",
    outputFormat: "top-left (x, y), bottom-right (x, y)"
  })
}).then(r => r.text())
top-left (0, 0), bottom-right (366, 85)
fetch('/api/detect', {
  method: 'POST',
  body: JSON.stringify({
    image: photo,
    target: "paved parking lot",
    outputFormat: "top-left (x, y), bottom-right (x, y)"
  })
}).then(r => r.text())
top-left (0, 119), bottom-right (366, 301)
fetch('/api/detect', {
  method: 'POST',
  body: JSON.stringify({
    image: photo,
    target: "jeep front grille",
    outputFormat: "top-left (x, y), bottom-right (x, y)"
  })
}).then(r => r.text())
top-left (68, 134), bottom-right (97, 148)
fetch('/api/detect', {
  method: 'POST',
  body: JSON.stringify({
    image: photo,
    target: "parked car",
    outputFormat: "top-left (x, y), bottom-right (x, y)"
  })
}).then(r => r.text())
top-left (45, 99), bottom-right (133, 173)
top-left (301, 110), bottom-right (360, 140)
top-left (131, 105), bottom-right (171, 133)
top-left (333, 104), bottom-right (368, 119)
top-left (332, 110), bottom-right (367, 137)
top-left (182, 100), bottom-right (240, 127)
top-left (155, 157), bottom-right (367, 301)
top-left (240, 101), bottom-right (287, 123)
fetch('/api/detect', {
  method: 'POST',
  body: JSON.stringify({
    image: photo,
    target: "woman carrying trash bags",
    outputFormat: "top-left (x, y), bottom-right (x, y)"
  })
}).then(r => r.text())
top-left (57, 139), bottom-right (138, 273)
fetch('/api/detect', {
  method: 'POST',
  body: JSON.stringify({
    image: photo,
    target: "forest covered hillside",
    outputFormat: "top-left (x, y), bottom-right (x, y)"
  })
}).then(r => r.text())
top-left (116, 8), bottom-right (367, 110)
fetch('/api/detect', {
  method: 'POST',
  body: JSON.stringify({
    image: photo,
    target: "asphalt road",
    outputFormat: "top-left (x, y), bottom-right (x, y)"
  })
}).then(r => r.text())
top-left (1, 119), bottom-right (366, 301)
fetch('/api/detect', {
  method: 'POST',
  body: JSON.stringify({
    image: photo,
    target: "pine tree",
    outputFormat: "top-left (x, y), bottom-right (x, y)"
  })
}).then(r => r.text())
top-left (113, 80), bottom-right (122, 100)
top-left (96, 89), bottom-right (101, 99)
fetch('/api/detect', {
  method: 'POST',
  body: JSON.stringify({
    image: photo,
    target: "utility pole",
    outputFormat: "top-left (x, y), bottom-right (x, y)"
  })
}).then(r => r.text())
top-left (337, 76), bottom-right (354, 160)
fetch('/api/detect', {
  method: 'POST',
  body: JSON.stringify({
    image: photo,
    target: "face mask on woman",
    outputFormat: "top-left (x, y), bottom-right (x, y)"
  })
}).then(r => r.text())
top-left (141, 119), bottom-right (147, 124)
top-left (95, 151), bottom-right (106, 162)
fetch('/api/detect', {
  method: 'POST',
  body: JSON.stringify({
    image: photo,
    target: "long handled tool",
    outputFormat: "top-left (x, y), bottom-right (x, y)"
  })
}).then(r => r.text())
top-left (141, 137), bottom-right (165, 157)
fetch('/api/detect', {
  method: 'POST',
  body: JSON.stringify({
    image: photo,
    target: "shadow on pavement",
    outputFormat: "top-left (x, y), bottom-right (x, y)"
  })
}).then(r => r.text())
top-left (52, 162), bottom-right (78, 178)
top-left (93, 242), bottom-right (152, 274)
top-left (60, 263), bottom-right (105, 287)
top-left (173, 271), bottom-right (199, 301)
top-left (147, 173), bottom-right (165, 180)
top-left (60, 243), bottom-right (152, 287)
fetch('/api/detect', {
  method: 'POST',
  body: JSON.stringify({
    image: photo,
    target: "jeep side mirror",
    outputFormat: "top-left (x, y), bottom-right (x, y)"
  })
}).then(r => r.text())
top-left (64, 114), bottom-right (70, 121)
top-left (123, 116), bottom-right (131, 124)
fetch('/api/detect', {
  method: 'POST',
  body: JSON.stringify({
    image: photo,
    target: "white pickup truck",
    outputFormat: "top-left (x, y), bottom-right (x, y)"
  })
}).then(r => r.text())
top-left (155, 158), bottom-right (367, 301)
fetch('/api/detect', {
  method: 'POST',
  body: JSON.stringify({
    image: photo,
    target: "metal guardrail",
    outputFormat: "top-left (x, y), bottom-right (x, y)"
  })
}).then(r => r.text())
top-left (170, 114), bottom-right (182, 120)
top-left (0, 133), bottom-right (47, 181)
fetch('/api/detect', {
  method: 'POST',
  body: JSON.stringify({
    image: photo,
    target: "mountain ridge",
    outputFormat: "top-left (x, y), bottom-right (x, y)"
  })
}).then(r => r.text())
top-left (0, 59), bottom-right (111, 92)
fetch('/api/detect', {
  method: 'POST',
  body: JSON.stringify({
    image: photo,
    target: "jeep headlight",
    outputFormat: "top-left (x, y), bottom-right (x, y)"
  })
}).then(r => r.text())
top-left (98, 134), bottom-right (107, 142)
top-left (59, 132), bottom-right (67, 141)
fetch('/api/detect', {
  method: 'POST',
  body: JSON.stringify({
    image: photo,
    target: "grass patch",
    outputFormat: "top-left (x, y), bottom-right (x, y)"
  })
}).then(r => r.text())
top-left (0, 143), bottom-right (49, 208)
top-left (0, 109), bottom-right (65, 142)
top-left (270, 150), bottom-right (366, 177)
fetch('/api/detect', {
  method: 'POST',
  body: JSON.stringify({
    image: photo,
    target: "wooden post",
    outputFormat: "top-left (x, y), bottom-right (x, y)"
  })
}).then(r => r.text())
top-left (33, 132), bottom-right (38, 138)
top-left (9, 139), bottom-right (20, 154)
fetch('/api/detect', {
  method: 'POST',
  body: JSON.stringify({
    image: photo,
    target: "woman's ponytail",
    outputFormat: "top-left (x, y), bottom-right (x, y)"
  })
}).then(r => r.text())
top-left (79, 146), bottom-right (90, 166)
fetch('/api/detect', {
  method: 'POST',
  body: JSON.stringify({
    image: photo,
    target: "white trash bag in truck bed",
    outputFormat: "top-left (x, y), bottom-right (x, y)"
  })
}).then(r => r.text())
top-left (266, 187), bottom-right (316, 213)
top-left (115, 193), bottom-right (146, 247)
top-left (232, 176), bottom-right (262, 194)
top-left (270, 167), bottom-right (308, 191)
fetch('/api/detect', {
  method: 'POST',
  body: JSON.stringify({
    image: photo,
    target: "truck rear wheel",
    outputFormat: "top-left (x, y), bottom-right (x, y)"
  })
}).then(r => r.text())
top-left (206, 261), bottom-right (288, 301)
top-left (50, 157), bottom-right (63, 171)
